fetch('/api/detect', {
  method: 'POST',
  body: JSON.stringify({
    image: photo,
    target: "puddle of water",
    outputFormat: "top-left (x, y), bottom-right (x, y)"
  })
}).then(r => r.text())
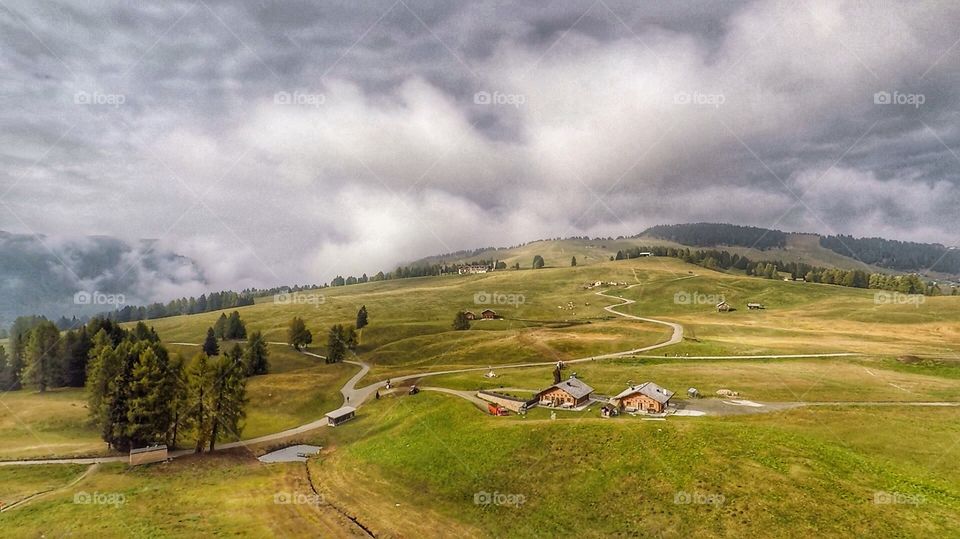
top-left (258, 444), bottom-right (321, 463)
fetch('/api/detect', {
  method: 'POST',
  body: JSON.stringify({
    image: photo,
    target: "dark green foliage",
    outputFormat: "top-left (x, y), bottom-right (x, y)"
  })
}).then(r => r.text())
top-left (641, 222), bottom-right (787, 250)
top-left (243, 331), bottom-right (269, 376)
top-left (287, 317), bottom-right (312, 351)
top-left (453, 311), bottom-right (471, 331)
top-left (532, 255), bottom-right (545, 269)
top-left (326, 324), bottom-right (348, 364)
top-left (203, 328), bottom-right (220, 356)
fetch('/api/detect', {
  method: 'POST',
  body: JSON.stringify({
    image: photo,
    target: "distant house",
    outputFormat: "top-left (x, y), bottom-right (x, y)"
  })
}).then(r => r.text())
top-left (325, 406), bottom-right (356, 427)
top-left (129, 444), bottom-right (168, 466)
top-left (716, 301), bottom-right (733, 312)
top-left (638, 252), bottom-right (652, 257)
top-left (536, 377), bottom-right (594, 408)
top-left (464, 311), bottom-right (477, 320)
top-left (612, 382), bottom-right (674, 414)
top-left (481, 309), bottom-right (498, 319)
top-left (458, 264), bottom-right (491, 275)
top-left (747, 303), bottom-right (765, 310)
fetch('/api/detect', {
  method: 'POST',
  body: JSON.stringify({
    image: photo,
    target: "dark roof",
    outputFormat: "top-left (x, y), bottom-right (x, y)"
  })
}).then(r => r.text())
top-left (614, 382), bottom-right (674, 404)
top-left (325, 406), bottom-right (357, 419)
top-left (541, 377), bottom-right (594, 399)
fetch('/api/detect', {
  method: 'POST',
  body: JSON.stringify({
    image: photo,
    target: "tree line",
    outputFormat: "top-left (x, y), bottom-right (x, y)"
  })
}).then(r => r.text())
top-left (640, 223), bottom-right (788, 250)
top-left (820, 234), bottom-right (960, 274)
top-left (614, 246), bottom-right (954, 296)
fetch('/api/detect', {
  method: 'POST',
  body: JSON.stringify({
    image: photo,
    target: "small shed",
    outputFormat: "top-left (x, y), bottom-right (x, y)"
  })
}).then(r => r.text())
top-left (747, 303), bottom-right (765, 310)
top-left (716, 301), bottom-right (733, 312)
top-left (464, 311), bottom-right (477, 320)
top-left (129, 444), bottom-right (168, 466)
top-left (325, 406), bottom-right (357, 427)
top-left (687, 387), bottom-right (701, 399)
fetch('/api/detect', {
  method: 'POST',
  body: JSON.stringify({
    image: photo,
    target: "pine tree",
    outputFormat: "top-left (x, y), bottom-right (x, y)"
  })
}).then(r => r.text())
top-left (24, 320), bottom-right (61, 392)
top-left (571, 256), bottom-right (577, 267)
top-left (532, 255), bottom-right (545, 269)
top-left (203, 328), bottom-right (220, 356)
top-left (227, 311), bottom-right (246, 340)
top-left (208, 348), bottom-right (247, 451)
top-left (188, 352), bottom-right (215, 453)
top-left (213, 313), bottom-right (228, 340)
top-left (326, 324), bottom-right (347, 364)
top-left (126, 346), bottom-right (174, 448)
top-left (355, 305), bottom-right (369, 344)
top-left (167, 354), bottom-right (191, 449)
top-left (243, 331), bottom-right (270, 376)
top-left (0, 345), bottom-right (10, 391)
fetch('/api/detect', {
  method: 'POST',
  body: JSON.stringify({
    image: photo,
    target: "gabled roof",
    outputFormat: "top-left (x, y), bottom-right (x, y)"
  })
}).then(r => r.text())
top-left (481, 309), bottom-right (497, 314)
top-left (541, 377), bottom-right (594, 399)
top-left (614, 382), bottom-right (674, 404)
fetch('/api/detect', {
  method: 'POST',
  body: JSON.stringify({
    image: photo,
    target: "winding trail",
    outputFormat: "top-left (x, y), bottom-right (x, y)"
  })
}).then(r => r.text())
top-left (0, 287), bottom-right (875, 467)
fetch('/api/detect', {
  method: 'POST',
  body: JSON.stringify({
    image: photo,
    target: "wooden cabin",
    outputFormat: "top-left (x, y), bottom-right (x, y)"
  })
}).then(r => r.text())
top-left (129, 444), bottom-right (168, 466)
top-left (325, 406), bottom-right (357, 427)
top-left (612, 382), bottom-right (675, 414)
top-left (536, 377), bottom-right (594, 408)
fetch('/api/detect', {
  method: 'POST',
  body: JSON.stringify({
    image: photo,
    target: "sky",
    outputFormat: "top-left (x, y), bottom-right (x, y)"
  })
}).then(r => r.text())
top-left (2, 0), bottom-right (959, 297)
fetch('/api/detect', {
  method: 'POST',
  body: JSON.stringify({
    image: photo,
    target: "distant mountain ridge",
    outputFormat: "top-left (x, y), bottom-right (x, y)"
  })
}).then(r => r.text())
top-left (0, 231), bottom-right (207, 328)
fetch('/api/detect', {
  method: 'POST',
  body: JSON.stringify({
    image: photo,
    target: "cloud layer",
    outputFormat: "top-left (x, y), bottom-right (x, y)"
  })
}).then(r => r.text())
top-left (1, 0), bottom-right (959, 291)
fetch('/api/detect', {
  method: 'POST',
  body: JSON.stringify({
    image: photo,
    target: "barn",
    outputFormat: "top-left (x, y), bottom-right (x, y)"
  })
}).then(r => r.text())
top-left (612, 382), bottom-right (674, 414)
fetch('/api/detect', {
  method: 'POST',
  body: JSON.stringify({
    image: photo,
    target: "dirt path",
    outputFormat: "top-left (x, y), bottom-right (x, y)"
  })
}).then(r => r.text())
top-left (0, 463), bottom-right (98, 512)
top-left (0, 287), bottom-right (891, 466)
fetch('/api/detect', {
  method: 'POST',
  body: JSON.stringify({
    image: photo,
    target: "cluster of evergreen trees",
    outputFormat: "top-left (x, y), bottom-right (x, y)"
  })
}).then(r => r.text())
top-left (613, 246), bottom-right (954, 296)
top-left (820, 235), bottom-right (960, 274)
top-left (0, 316), bottom-right (131, 392)
top-left (213, 311), bottom-right (247, 341)
top-left (0, 315), bottom-right (264, 452)
top-left (640, 223), bottom-right (788, 250)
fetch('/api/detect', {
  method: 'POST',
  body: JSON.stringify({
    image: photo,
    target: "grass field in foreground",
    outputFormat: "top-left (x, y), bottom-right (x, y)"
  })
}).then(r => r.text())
top-left (4, 393), bottom-right (958, 538)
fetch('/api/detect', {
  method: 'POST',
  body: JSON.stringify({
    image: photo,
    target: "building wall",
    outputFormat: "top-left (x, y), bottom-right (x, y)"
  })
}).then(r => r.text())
top-left (620, 394), bottom-right (666, 413)
top-left (538, 387), bottom-right (588, 406)
top-left (129, 448), bottom-right (168, 466)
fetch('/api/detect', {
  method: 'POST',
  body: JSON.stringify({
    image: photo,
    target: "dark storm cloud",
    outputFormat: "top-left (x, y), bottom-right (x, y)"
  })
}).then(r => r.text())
top-left (1, 0), bottom-right (959, 295)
